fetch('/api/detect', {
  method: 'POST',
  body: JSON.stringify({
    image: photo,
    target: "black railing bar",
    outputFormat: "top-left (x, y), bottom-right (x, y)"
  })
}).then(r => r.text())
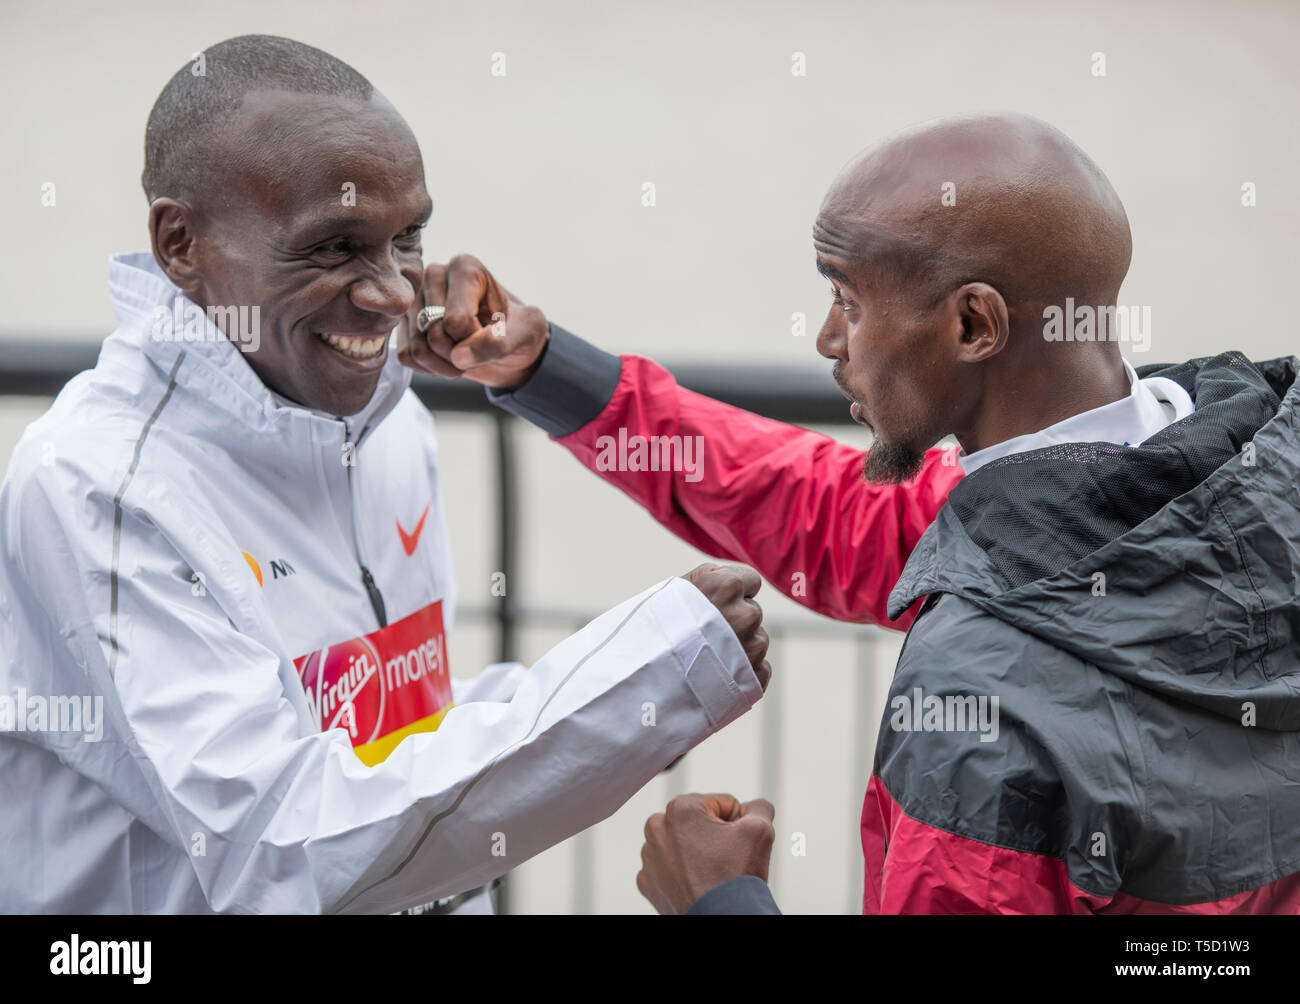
top-left (0, 338), bottom-right (855, 426)
top-left (759, 631), bottom-right (785, 896)
top-left (850, 633), bottom-right (878, 915)
top-left (489, 411), bottom-right (518, 915)
top-left (492, 412), bottom-right (518, 665)
top-left (455, 604), bottom-right (894, 640)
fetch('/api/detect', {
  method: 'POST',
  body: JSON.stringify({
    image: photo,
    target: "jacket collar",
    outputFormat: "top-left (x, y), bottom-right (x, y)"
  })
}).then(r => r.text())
top-left (956, 359), bottom-right (1194, 474)
top-left (888, 352), bottom-right (1300, 619)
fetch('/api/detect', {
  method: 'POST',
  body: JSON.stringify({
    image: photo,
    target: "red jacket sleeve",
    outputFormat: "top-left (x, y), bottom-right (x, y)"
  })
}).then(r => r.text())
top-left (556, 355), bottom-right (963, 630)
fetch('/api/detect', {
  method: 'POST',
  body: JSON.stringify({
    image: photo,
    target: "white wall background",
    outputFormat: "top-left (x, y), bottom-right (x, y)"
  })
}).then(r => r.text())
top-left (1, 0), bottom-right (1296, 913)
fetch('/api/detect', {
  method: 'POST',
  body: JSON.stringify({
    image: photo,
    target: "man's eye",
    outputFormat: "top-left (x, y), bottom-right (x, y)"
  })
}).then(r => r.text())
top-left (396, 224), bottom-right (425, 243)
top-left (831, 287), bottom-right (853, 313)
top-left (317, 239), bottom-right (352, 259)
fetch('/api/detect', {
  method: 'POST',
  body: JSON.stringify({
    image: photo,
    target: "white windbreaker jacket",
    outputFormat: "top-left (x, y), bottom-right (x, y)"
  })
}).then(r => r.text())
top-left (0, 252), bottom-right (762, 913)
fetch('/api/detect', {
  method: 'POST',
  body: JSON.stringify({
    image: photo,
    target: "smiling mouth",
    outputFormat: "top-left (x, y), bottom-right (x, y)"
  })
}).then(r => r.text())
top-left (316, 331), bottom-right (389, 360)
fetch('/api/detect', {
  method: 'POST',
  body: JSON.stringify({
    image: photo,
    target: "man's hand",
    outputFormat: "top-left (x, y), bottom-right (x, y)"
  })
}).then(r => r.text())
top-left (637, 793), bottom-right (776, 915)
top-left (395, 254), bottom-right (550, 390)
top-left (683, 563), bottom-right (771, 690)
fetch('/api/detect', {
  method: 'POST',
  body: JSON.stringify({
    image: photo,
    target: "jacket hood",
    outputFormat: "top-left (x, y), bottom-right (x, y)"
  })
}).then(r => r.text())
top-left (890, 352), bottom-right (1300, 730)
top-left (101, 251), bottom-right (413, 442)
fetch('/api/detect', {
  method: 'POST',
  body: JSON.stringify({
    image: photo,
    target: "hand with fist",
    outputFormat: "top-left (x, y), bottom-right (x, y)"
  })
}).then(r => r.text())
top-left (637, 793), bottom-right (777, 915)
top-left (683, 563), bottom-right (771, 691)
top-left (396, 253), bottom-right (550, 390)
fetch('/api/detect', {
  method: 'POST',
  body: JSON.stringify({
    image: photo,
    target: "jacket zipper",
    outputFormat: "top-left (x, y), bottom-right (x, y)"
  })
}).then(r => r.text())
top-left (342, 419), bottom-right (388, 629)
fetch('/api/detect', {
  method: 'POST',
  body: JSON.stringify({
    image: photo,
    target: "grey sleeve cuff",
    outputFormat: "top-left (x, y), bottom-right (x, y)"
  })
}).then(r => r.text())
top-left (684, 875), bottom-right (782, 916)
top-left (484, 322), bottom-right (623, 438)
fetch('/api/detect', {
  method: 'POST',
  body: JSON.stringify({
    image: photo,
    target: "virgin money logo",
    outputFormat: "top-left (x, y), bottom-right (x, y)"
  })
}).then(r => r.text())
top-left (293, 600), bottom-right (452, 764)
top-left (298, 635), bottom-right (386, 744)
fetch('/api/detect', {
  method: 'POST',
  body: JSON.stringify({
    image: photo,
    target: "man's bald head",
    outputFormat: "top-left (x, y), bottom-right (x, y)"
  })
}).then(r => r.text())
top-left (142, 34), bottom-right (374, 207)
top-left (814, 113), bottom-right (1136, 483)
top-left (817, 112), bottom-right (1132, 311)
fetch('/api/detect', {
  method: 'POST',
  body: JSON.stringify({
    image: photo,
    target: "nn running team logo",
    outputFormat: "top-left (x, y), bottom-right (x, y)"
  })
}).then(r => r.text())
top-left (241, 551), bottom-right (295, 586)
top-left (294, 600), bottom-right (453, 766)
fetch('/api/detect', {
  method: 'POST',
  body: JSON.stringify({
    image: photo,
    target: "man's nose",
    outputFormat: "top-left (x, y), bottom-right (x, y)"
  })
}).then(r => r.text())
top-left (350, 253), bottom-right (417, 320)
top-left (815, 308), bottom-right (846, 361)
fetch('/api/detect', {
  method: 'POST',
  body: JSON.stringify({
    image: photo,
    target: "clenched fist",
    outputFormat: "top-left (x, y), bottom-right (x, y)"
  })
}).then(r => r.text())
top-left (637, 793), bottom-right (777, 915)
top-left (395, 254), bottom-right (550, 390)
top-left (683, 563), bottom-right (771, 691)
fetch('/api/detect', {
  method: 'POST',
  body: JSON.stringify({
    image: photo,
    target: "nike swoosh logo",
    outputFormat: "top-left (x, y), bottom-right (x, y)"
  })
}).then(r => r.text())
top-left (396, 501), bottom-right (432, 556)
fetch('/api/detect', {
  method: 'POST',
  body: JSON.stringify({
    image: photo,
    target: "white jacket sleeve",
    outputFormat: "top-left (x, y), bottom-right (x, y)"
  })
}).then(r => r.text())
top-left (451, 661), bottom-right (527, 706)
top-left (6, 470), bottom-right (762, 915)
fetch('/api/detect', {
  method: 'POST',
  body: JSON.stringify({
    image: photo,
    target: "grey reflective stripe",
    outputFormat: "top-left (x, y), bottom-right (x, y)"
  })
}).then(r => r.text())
top-left (337, 577), bottom-right (676, 913)
top-left (108, 352), bottom-right (184, 680)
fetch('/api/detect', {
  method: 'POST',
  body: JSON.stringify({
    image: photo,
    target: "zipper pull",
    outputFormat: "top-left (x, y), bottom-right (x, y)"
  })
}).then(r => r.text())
top-left (360, 565), bottom-right (388, 628)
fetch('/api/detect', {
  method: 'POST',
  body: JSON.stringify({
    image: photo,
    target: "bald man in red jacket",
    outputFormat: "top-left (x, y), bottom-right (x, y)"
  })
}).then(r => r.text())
top-left (394, 252), bottom-right (961, 914)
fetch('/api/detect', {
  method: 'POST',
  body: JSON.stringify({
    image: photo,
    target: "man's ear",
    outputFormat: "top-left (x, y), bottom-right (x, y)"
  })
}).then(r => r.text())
top-left (951, 282), bottom-right (1009, 363)
top-left (148, 198), bottom-right (204, 295)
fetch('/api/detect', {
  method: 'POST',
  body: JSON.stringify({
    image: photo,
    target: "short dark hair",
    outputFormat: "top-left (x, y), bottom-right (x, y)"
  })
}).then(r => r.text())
top-left (141, 34), bottom-right (374, 204)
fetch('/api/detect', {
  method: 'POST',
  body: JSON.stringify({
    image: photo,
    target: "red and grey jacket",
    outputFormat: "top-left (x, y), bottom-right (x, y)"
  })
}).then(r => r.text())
top-left (492, 327), bottom-right (1300, 915)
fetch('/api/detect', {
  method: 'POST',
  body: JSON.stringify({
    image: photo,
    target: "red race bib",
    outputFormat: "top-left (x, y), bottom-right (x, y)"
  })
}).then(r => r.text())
top-left (294, 600), bottom-right (453, 766)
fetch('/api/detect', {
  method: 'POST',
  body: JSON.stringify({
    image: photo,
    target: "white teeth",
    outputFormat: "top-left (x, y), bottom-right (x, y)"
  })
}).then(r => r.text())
top-left (319, 332), bottom-right (387, 359)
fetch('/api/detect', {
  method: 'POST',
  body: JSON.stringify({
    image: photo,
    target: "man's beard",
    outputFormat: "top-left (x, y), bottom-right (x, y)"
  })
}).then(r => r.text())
top-left (861, 438), bottom-right (926, 485)
top-left (834, 365), bottom-right (926, 484)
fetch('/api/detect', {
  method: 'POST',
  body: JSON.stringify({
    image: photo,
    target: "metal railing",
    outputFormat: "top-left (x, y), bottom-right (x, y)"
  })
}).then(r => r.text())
top-left (0, 336), bottom-right (888, 914)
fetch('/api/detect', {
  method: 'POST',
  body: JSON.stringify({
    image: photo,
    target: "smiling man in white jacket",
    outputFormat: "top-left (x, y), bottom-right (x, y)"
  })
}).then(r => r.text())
top-left (0, 34), bottom-right (770, 914)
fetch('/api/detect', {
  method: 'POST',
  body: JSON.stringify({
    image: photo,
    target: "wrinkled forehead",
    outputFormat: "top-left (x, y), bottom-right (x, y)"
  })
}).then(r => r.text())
top-left (215, 88), bottom-right (427, 221)
top-left (813, 200), bottom-right (924, 285)
top-left (815, 157), bottom-right (912, 262)
top-left (813, 144), bottom-right (955, 284)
